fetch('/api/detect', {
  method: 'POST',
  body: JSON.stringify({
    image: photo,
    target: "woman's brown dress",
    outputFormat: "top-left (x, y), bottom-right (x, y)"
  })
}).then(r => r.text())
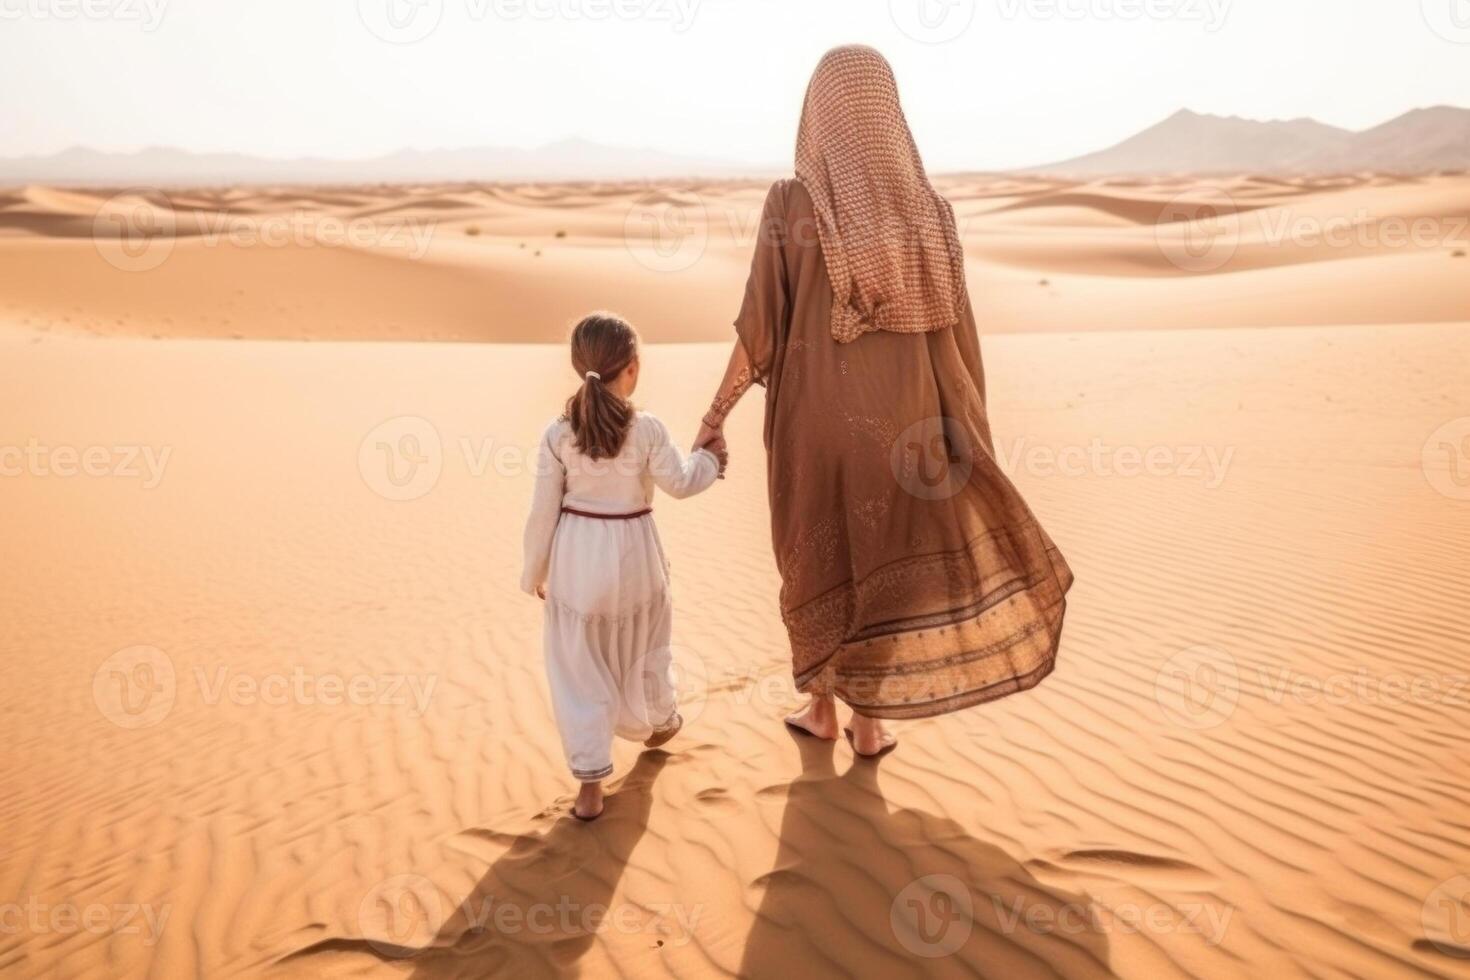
top-left (736, 179), bottom-right (1075, 719)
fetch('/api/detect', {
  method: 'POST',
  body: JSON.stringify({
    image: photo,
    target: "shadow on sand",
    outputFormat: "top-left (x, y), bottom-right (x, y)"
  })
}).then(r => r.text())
top-left (281, 751), bottom-right (668, 979)
top-left (739, 733), bottom-right (1113, 978)
top-left (284, 738), bottom-right (1112, 978)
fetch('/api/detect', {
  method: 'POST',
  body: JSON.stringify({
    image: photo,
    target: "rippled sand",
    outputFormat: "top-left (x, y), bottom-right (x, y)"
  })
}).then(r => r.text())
top-left (1, 176), bottom-right (1467, 978)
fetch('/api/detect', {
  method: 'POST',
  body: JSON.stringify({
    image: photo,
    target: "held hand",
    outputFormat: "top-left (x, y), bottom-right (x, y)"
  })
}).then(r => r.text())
top-left (710, 442), bottom-right (730, 479)
top-left (694, 423), bottom-right (729, 479)
top-left (694, 420), bottom-right (723, 455)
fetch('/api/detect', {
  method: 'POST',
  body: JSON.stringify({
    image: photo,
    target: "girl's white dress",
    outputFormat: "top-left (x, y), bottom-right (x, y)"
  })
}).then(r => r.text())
top-left (521, 412), bottom-right (719, 782)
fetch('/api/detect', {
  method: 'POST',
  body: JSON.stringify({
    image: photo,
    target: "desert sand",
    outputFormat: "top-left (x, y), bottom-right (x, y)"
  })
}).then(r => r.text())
top-left (3, 173), bottom-right (1467, 342)
top-left (0, 176), bottom-right (1467, 979)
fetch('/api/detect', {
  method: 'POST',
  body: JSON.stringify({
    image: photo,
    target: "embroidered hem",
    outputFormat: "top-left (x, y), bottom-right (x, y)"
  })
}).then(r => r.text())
top-left (785, 524), bottom-right (1071, 719)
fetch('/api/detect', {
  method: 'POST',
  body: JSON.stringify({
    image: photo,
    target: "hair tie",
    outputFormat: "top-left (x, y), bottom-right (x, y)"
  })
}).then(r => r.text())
top-left (585, 371), bottom-right (602, 382)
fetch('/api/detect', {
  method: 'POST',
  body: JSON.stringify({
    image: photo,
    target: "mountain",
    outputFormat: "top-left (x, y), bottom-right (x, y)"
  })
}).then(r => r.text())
top-left (0, 139), bottom-right (775, 187)
top-left (1035, 106), bottom-right (1470, 176)
top-left (1344, 106), bottom-right (1470, 172)
top-left (5, 106), bottom-right (1468, 185)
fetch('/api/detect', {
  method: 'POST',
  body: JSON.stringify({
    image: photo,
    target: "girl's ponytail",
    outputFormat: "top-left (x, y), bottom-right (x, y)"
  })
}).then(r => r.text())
top-left (565, 313), bottom-right (638, 460)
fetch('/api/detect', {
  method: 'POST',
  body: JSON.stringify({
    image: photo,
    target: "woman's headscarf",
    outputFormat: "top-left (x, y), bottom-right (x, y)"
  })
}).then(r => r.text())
top-left (795, 45), bottom-right (967, 344)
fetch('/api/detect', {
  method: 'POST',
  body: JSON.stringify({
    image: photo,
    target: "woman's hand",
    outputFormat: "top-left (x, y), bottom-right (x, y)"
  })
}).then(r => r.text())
top-left (694, 420), bottom-right (723, 455)
top-left (695, 423), bottom-right (729, 479)
top-left (694, 341), bottom-right (757, 479)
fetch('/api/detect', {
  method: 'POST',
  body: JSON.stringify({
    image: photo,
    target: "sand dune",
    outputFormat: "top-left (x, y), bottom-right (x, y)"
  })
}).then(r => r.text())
top-left (2, 175), bottom-right (1465, 343)
top-left (0, 174), bottom-right (1467, 979)
top-left (1, 326), bottom-right (1467, 978)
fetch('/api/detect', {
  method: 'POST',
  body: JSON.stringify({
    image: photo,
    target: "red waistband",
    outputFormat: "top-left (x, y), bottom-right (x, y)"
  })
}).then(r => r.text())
top-left (561, 507), bottom-right (652, 521)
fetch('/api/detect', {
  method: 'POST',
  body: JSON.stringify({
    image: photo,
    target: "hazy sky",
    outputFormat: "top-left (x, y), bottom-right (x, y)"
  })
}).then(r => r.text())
top-left (2, 0), bottom-right (1467, 170)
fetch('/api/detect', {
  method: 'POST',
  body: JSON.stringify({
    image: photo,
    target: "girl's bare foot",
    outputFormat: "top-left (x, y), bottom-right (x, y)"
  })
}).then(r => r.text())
top-left (845, 713), bottom-right (898, 757)
top-left (785, 694), bottom-right (839, 740)
top-left (574, 781), bottom-right (604, 821)
top-left (644, 712), bottom-right (683, 748)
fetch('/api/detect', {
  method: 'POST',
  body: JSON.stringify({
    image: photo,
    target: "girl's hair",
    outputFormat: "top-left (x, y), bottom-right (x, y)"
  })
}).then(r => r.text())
top-left (565, 312), bottom-right (639, 460)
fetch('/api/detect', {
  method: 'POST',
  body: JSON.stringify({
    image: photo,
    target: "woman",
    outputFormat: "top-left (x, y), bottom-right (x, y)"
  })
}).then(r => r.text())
top-left (695, 45), bottom-right (1074, 756)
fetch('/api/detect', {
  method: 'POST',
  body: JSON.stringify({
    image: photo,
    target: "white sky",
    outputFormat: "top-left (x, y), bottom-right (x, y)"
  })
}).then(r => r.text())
top-left (2, 0), bottom-right (1467, 170)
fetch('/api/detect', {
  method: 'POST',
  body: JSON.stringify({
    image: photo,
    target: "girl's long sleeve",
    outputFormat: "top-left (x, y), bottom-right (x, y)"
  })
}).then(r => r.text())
top-left (647, 418), bottom-right (719, 500)
top-left (521, 425), bottom-right (566, 596)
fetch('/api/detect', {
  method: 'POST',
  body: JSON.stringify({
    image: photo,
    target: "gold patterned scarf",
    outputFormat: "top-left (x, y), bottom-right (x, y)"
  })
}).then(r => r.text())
top-left (795, 45), bottom-right (967, 345)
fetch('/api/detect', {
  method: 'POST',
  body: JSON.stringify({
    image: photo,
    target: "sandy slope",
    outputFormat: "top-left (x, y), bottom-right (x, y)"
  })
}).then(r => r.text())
top-left (1, 176), bottom-right (1466, 342)
top-left (1, 174), bottom-right (1467, 978)
top-left (1, 319), bottom-right (1467, 978)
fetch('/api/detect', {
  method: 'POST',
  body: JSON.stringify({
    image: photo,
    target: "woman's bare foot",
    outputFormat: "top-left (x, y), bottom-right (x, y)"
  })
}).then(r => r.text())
top-left (644, 712), bottom-right (683, 748)
top-left (573, 781), bottom-right (604, 821)
top-left (845, 713), bottom-right (898, 757)
top-left (785, 694), bottom-right (840, 740)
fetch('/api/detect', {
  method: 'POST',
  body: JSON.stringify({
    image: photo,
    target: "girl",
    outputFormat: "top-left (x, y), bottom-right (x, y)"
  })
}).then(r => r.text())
top-left (522, 312), bottom-right (725, 821)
